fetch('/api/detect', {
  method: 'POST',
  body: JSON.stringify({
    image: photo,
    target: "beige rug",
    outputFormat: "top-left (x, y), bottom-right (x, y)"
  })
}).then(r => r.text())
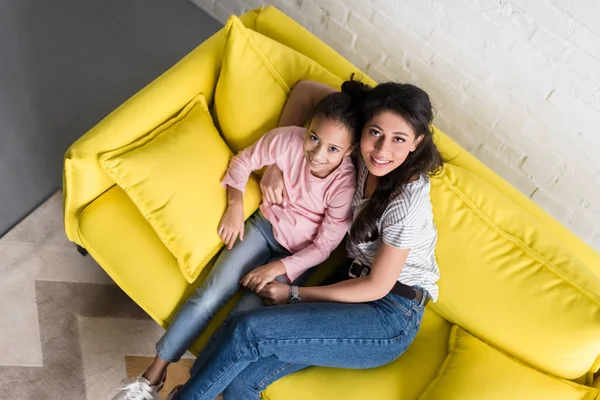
top-left (0, 192), bottom-right (212, 399)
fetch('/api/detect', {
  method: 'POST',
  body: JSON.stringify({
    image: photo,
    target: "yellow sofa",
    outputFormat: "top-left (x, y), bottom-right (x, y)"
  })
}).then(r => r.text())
top-left (63, 6), bottom-right (600, 399)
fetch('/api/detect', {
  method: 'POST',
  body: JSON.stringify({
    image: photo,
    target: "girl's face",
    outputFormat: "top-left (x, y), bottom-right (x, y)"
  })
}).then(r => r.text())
top-left (360, 111), bottom-right (424, 177)
top-left (303, 115), bottom-right (354, 178)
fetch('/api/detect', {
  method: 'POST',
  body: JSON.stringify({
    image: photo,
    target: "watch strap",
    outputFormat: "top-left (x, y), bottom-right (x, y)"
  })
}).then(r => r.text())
top-left (288, 286), bottom-right (301, 304)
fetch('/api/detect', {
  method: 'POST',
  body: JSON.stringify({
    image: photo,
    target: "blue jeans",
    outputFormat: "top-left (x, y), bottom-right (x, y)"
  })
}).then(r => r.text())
top-left (174, 287), bottom-right (425, 399)
top-left (156, 211), bottom-right (292, 363)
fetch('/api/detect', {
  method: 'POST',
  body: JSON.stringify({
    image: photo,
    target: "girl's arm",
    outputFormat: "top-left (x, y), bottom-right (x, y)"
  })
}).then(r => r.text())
top-left (219, 127), bottom-right (295, 248)
top-left (242, 188), bottom-right (354, 293)
top-left (280, 187), bottom-right (354, 283)
top-left (217, 186), bottom-right (245, 249)
top-left (278, 80), bottom-right (337, 127)
top-left (222, 127), bottom-right (295, 194)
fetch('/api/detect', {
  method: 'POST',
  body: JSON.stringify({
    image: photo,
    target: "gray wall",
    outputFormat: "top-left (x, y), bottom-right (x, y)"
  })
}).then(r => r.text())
top-left (0, 0), bottom-right (222, 237)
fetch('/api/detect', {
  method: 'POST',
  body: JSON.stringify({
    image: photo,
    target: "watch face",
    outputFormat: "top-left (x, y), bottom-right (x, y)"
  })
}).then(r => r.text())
top-left (289, 296), bottom-right (301, 304)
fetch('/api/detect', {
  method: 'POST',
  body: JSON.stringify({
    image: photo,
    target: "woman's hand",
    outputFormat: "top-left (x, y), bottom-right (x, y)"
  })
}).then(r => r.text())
top-left (240, 261), bottom-right (286, 293)
top-left (261, 165), bottom-right (286, 204)
top-left (218, 203), bottom-right (244, 250)
top-left (258, 281), bottom-right (291, 306)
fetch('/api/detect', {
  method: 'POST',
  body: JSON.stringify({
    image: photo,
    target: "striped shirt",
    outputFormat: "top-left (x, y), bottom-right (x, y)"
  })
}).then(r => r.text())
top-left (346, 158), bottom-right (440, 301)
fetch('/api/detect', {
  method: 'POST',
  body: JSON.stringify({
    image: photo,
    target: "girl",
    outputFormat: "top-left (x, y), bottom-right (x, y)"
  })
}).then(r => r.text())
top-left (112, 91), bottom-right (359, 400)
top-left (167, 78), bottom-right (443, 400)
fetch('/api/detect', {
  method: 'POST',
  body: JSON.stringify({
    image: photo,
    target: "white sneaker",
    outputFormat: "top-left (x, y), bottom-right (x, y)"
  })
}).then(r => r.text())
top-left (111, 375), bottom-right (164, 400)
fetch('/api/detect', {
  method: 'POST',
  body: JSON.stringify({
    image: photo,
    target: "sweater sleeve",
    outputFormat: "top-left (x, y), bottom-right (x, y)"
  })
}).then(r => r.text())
top-left (280, 183), bottom-right (355, 282)
top-left (221, 127), bottom-right (296, 193)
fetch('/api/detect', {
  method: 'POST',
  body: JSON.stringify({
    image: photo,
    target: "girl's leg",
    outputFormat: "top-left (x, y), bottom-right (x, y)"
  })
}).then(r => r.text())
top-left (223, 356), bottom-right (308, 400)
top-left (190, 234), bottom-right (294, 376)
top-left (175, 295), bottom-right (424, 400)
top-left (149, 214), bottom-right (274, 380)
top-left (143, 355), bottom-right (170, 384)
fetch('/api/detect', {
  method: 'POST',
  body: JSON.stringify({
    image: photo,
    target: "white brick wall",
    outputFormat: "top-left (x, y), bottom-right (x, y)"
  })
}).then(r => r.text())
top-left (192, 0), bottom-right (600, 251)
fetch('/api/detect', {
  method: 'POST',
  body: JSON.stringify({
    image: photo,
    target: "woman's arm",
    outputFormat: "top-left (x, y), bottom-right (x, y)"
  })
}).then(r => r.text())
top-left (300, 243), bottom-right (409, 303)
top-left (260, 242), bottom-right (409, 304)
top-left (278, 80), bottom-right (337, 127)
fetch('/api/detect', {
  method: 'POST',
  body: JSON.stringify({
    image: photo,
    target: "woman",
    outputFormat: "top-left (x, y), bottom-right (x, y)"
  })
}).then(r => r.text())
top-left (170, 78), bottom-right (443, 400)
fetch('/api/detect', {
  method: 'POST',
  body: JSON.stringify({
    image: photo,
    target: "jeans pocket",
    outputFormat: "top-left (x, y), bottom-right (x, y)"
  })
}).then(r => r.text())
top-left (384, 294), bottom-right (414, 317)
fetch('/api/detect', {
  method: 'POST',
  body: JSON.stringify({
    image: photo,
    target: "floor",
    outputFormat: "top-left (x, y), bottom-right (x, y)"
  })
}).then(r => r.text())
top-left (0, 192), bottom-right (216, 399)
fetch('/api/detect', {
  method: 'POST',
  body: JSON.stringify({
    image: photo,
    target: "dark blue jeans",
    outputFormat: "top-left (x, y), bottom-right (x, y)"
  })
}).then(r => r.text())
top-left (174, 287), bottom-right (425, 400)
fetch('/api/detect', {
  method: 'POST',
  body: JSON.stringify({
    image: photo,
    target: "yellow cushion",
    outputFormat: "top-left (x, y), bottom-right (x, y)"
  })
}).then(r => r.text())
top-left (62, 11), bottom-right (262, 245)
top-left (419, 326), bottom-right (598, 400)
top-left (99, 95), bottom-right (261, 283)
top-left (214, 15), bottom-right (342, 152)
top-left (429, 164), bottom-right (600, 379)
top-left (262, 308), bottom-right (451, 400)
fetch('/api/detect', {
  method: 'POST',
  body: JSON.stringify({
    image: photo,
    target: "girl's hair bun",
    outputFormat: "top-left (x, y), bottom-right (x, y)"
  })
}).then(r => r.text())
top-left (341, 73), bottom-right (372, 105)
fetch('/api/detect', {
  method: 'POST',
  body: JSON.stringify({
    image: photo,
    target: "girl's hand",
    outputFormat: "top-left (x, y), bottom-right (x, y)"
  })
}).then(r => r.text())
top-left (240, 261), bottom-right (286, 293)
top-left (261, 165), bottom-right (286, 204)
top-left (218, 204), bottom-right (244, 249)
top-left (259, 281), bottom-right (291, 306)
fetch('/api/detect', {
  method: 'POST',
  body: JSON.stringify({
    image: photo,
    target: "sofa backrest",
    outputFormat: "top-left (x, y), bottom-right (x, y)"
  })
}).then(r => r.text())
top-left (430, 164), bottom-right (600, 379)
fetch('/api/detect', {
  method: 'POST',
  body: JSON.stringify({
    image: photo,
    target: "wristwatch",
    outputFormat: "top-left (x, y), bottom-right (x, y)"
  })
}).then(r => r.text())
top-left (288, 286), bottom-right (301, 304)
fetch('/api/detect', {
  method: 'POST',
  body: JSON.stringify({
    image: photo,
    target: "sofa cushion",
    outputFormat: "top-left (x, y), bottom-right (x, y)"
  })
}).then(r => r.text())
top-left (419, 326), bottom-right (597, 400)
top-left (78, 185), bottom-right (192, 325)
top-left (214, 15), bottom-right (342, 153)
top-left (99, 95), bottom-right (261, 283)
top-left (429, 163), bottom-right (600, 379)
top-left (262, 308), bottom-right (451, 400)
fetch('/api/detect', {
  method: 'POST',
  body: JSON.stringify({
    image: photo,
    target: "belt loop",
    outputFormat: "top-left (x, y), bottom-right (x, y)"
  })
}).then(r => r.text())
top-left (419, 290), bottom-right (428, 307)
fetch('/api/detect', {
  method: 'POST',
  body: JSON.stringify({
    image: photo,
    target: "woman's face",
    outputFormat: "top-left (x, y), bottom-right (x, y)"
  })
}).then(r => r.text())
top-left (360, 111), bottom-right (423, 177)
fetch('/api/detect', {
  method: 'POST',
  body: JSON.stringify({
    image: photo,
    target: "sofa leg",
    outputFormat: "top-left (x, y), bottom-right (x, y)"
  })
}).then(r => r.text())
top-left (76, 245), bottom-right (88, 256)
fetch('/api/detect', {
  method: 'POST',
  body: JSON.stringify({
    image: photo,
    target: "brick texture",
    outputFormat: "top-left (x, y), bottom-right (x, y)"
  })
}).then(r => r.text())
top-left (191, 0), bottom-right (600, 250)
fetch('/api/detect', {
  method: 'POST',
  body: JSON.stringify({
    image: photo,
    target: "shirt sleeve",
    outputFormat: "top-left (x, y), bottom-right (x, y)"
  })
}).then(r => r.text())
top-left (280, 185), bottom-right (355, 282)
top-left (221, 127), bottom-right (295, 194)
top-left (381, 201), bottom-right (419, 249)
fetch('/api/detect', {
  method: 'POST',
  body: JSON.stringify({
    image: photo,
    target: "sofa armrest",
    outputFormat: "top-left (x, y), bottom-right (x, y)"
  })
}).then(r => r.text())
top-left (63, 11), bottom-right (260, 244)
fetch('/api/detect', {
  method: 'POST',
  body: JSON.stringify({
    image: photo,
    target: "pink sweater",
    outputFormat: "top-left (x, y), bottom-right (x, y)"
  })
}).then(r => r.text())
top-left (222, 126), bottom-right (356, 282)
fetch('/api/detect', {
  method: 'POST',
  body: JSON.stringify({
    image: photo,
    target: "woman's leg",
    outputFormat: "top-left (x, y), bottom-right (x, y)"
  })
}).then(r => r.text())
top-left (146, 214), bottom-right (274, 382)
top-left (175, 294), bottom-right (424, 400)
top-left (189, 277), bottom-right (299, 378)
top-left (190, 271), bottom-right (311, 377)
top-left (223, 356), bottom-right (308, 400)
top-left (189, 230), bottom-right (294, 377)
